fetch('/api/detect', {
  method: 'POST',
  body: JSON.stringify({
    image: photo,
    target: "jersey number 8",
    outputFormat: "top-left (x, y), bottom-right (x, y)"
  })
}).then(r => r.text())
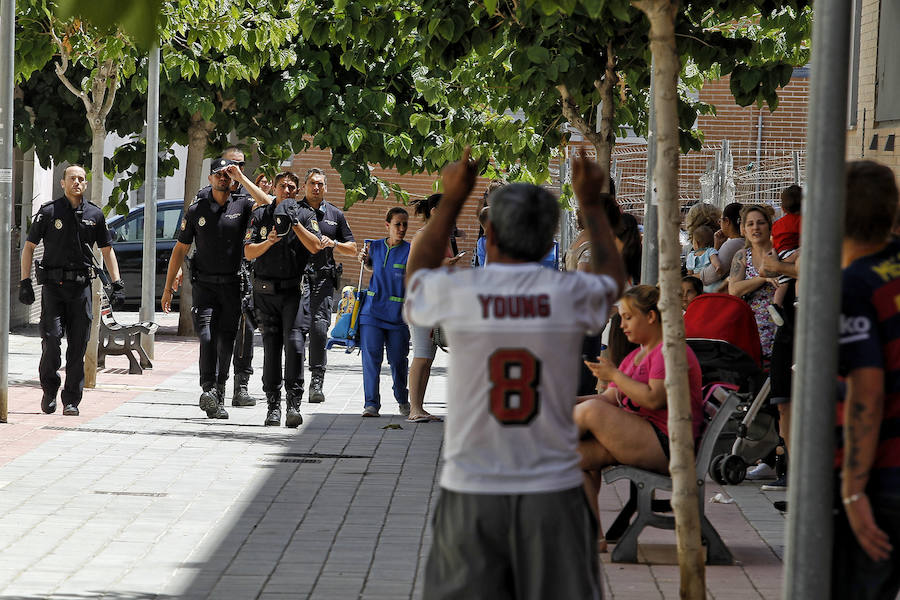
top-left (488, 348), bottom-right (541, 425)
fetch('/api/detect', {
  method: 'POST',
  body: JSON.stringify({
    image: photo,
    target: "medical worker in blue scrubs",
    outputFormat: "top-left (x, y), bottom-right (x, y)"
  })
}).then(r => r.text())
top-left (358, 207), bottom-right (411, 417)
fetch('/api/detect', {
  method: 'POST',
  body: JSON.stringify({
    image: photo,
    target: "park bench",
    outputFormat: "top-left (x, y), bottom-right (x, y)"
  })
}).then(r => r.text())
top-left (97, 288), bottom-right (158, 375)
top-left (602, 385), bottom-right (739, 565)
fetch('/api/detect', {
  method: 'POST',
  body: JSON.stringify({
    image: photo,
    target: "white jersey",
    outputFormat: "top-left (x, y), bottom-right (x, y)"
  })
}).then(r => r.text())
top-left (404, 263), bottom-right (618, 494)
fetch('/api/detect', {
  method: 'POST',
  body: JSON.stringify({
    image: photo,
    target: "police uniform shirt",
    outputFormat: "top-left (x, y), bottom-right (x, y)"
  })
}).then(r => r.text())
top-left (27, 196), bottom-right (112, 269)
top-left (178, 187), bottom-right (256, 276)
top-left (244, 199), bottom-right (321, 280)
top-left (300, 198), bottom-right (355, 271)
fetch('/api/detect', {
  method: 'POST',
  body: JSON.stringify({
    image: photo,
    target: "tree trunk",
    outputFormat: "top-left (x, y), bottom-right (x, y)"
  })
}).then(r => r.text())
top-left (83, 122), bottom-right (106, 389)
top-left (177, 113), bottom-right (215, 336)
top-left (595, 41), bottom-right (617, 180)
top-left (633, 1), bottom-right (705, 598)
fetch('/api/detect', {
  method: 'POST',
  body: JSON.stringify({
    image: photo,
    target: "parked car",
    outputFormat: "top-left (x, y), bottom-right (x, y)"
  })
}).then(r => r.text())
top-left (107, 199), bottom-right (185, 309)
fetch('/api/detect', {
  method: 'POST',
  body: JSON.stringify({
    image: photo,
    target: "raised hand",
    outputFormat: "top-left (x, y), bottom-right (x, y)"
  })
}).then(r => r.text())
top-left (441, 146), bottom-right (479, 202)
top-left (572, 150), bottom-right (620, 229)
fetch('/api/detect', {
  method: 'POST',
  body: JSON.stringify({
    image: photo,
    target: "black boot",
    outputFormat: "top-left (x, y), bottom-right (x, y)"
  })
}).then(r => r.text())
top-left (213, 384), bottom-right (229, 419)
top-left (232, 373), bottom-right (257, 407)
top-left (309, 370), bottom-right (325, 404)
top-left (199, 385), bottom-right (219, 418)
top-left (41, 392), bottom-right (57, 414)
top-left (285, 393), bottom-right (303, 428)
top-left (264, 395), bottom-right (281, 426)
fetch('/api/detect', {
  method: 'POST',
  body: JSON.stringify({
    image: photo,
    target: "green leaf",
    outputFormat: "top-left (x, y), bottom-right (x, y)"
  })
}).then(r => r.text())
top-left (347, 128), bottom-right (365, 152)
top-left (438, 19), bottom-right (455, 42)
top-left (410, 113), bottom-right (431, 137)
top-left (484, 0), bottom-right (499, 15)
top-left (526, 46), bottom-right (550, 65)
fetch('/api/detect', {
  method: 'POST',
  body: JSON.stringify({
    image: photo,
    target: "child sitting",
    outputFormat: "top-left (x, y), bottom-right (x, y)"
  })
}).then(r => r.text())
top-left (681, 275), bottom-right (703, 311)
top-left (686, 225), bottom-right (721, 280)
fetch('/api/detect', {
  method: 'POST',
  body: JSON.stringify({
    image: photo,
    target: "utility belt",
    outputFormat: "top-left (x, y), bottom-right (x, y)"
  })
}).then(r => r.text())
top-left (192, 272), bottom-right (240, 285)
top-left (253, 276), bottom-right (301, 295)
top-left (34, 261), bottom-right (90, 285)
top-left (305, 263), bottom-right (342, 289)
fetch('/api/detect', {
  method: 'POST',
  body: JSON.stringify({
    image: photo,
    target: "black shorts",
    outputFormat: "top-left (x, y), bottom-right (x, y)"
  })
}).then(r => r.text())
top-left (650, 422), bottom-right (671, 461)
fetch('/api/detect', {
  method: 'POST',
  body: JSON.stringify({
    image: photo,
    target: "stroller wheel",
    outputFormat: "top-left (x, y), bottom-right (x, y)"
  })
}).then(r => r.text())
top-left (710, 454), bottom-right (728, 485)
top-left (720, 455), bottom-right (747, 485)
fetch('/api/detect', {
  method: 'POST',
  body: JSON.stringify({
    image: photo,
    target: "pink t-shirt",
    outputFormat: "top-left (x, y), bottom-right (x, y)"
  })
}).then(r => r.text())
top-left (609, 342), bottom-right (705, 442)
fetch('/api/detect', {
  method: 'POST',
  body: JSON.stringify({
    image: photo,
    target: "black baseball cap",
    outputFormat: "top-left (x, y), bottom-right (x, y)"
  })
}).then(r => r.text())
top-left (210, 158), bottom-right (237, 174)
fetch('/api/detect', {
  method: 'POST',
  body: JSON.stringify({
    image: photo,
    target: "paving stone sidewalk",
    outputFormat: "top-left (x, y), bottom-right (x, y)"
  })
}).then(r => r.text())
top-left (0, 313), bottom-right (787, 599)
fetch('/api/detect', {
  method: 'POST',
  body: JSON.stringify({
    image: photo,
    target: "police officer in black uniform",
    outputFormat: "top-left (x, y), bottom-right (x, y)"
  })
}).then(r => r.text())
top-left (243, 172), bottom-right (325, 427)
top-left (18, 165), bottom-right (125, 416)
top-left (298, 168), bottom-right (357, 403)
top-left (161, 158), bottom-right (270, 419)
top-left (220, 146), bottom-right (259, 408)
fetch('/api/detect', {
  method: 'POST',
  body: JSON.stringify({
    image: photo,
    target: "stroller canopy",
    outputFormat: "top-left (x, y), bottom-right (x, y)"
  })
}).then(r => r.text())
top-left (684, 293), bottom-right (762, 367)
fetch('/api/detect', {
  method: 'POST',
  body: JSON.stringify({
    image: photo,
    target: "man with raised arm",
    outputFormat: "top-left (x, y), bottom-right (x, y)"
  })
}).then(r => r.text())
top-left (404, 149), bottom-right (625, 599)
top-left (161, 158), bottom-right (269, 420)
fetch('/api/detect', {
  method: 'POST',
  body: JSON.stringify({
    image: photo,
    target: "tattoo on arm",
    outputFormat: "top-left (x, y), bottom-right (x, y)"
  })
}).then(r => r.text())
top-left (730, 250), bottom-right (746, 280)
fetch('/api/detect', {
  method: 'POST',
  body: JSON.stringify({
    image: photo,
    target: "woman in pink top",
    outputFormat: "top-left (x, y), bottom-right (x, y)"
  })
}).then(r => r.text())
top-left (575, 285), bottom-right (704, 550)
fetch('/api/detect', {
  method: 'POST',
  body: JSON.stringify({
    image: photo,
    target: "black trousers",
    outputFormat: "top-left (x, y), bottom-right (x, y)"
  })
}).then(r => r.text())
top-left (192, 280), bottom-right (241, 390)
top-left (232, 315), bottom-right (254, 377)
top-left (39, 281), bottom-right (92, 406)
top-left (303, 274), bottom-right (334, 374)
top-left (255, 290), bottom-right (307, 398)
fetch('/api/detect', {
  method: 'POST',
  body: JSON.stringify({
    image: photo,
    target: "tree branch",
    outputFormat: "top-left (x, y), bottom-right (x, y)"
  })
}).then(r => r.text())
top-left (49, 25), bottom-right (89, 109)
top-left (555, 83), bottom-right (604, 150)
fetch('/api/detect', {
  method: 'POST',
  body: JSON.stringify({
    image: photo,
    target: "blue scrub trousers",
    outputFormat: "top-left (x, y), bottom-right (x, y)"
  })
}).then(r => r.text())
top-left (360, 322), bottom-right (410, 410)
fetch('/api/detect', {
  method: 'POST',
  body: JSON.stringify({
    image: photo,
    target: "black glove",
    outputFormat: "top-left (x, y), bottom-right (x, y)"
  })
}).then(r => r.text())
top-left (19, 278), bottom-right (35, 305)
top-left (109, 279), bottom-right (126, 309)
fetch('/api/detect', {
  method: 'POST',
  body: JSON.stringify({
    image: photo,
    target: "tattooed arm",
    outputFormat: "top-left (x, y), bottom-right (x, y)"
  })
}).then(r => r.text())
top-left (728, 248), bottom-right (768, 297)
top-left (842, 366), bottom-right (893, 561)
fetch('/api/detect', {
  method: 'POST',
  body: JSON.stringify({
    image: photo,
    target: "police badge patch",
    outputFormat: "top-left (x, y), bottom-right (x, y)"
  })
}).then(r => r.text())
top-left (260, 226), bottom-right (267, 238)
top-left (244, 230), bottom-right (252, 241)
top-left (54, 219), bottom-right (62, 230)
top-left (198, 217), bottom-right (206, 227)
top-left (180, 218), bottom-right (186, 231)
top-left (309, 218), bottom-right (320, 233)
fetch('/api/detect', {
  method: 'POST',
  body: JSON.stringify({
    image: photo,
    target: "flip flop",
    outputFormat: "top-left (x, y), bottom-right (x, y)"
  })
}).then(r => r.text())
top-left (407, 415), bottom-right (443, 423)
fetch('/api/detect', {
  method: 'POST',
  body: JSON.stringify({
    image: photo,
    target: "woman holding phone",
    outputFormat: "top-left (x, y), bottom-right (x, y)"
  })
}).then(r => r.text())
top-left (357, 207), bottom-right (413, 418)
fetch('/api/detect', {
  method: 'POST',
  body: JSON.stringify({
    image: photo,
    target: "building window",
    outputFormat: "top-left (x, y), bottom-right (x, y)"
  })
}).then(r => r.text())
top-left (876, 0), bottom-right (900, 122)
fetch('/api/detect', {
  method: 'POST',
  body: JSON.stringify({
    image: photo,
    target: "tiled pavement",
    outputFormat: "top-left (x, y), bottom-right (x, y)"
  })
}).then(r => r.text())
top-left (0, 312), bottom-right (787, 599)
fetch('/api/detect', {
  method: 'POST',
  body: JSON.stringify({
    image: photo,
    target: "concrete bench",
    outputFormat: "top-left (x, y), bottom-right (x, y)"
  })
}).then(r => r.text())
top-left (97, 289), bottom-right (158, 374)
top-left (602, 385), bottom-right (740, 565)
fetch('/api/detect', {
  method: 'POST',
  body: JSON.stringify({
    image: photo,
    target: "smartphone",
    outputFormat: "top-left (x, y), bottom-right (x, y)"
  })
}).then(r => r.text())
top-left (455, 251), bottom-right (467, 258)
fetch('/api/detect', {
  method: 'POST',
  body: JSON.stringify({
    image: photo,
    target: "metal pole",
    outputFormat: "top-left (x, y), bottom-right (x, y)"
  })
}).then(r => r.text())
top-left (641, 57), bottom-right (658, 285)
top-left (140, 44), bottom-right (159, 358)
top-left (0, 0), bottom-right (14, 422)
top-left (783, 1), bottom-right (852, 598)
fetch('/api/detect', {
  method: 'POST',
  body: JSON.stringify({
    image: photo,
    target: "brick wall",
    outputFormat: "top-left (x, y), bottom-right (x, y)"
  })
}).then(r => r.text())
top-left (847, 0), bottom-right (900, 181)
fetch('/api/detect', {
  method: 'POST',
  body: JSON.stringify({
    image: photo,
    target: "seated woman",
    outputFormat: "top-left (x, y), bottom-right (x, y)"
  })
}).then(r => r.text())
top-left (575, 285), bottom-right (704, 550)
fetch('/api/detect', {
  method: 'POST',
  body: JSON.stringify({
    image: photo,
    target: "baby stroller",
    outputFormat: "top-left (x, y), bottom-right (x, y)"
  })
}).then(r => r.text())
top-left (684, 293), bottom-right (779, 485)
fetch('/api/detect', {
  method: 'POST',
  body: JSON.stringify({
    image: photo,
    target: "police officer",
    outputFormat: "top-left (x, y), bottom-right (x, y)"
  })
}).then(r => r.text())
top-left (298, 168), bottom-right (357, 403)
top-left (161, 158), bottom-right (269, 419)
top-left (220, 146), bottom-right (259, 408)
top-left (243, 172), bottom-right (325, 427)
top-left (18, 164), bottom-right (125, 416)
